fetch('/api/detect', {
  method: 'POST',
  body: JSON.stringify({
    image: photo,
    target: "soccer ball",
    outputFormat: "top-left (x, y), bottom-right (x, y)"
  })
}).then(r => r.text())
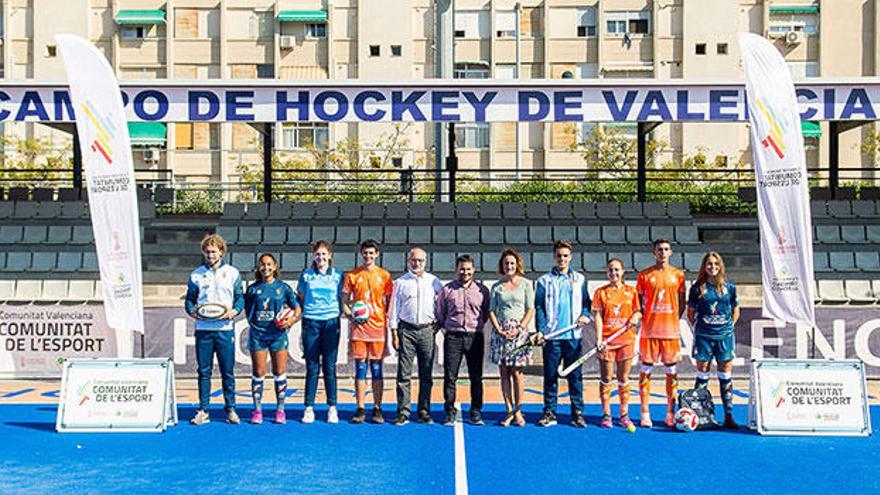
top-left (274, 307), bottom-right (296, 327)
top-left (674, 407), bottom-right (699, 432)
top-left (352, 301), bottom-right (371, 324)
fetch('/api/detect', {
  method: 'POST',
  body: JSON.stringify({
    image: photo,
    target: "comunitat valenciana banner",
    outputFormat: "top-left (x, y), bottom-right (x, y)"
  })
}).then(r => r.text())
top-left (56, 35), bottom-right (144, 336)
top-left (739, 33), bottom-right (816, 327)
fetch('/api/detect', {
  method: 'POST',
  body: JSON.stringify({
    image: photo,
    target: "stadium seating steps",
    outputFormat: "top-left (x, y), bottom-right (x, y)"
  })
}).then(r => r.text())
top-left (1, 199), bottom-right (880, 305)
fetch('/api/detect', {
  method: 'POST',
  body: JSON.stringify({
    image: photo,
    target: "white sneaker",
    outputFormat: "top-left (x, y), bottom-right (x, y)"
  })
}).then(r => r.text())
top-left (226, 409), bottom-right (240, 425)
top-left (302, 406), bottom-right (315, 424)
top-left (327, 406), bottom-right (339, 424)
top-left (190, 409), bottom-right (210, 425)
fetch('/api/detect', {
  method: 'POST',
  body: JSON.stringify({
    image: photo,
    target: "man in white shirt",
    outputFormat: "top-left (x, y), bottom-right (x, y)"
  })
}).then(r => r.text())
top-left (389, 247), bottom-right (443, 425)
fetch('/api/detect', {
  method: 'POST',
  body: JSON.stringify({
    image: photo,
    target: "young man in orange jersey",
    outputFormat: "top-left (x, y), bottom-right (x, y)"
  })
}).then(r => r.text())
top-left (342, 239), bottom-right (394, 424)
top-left (636, 239), bottom-right (686, 428)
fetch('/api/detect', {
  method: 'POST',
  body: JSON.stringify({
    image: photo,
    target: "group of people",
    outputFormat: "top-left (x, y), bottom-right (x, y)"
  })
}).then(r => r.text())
top-left (185, 234), bottom-right (740, 429)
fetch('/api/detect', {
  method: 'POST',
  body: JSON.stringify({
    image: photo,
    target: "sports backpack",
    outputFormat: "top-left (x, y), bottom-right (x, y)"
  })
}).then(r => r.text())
top-left (678, 387), bottom-right (720, 430)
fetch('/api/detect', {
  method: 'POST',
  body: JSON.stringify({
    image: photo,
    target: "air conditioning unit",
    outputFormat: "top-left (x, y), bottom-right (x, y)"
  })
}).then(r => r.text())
top-left (143, 149), bottom-right (160, 162)
top-left (785, 31), bottom-right (804, 45)
top-left (280, 35), bottom-right (296, 49)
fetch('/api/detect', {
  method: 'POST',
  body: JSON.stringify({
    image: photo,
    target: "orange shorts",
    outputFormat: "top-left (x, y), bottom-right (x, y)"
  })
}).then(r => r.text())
top-left (639, 338), bottom-right (681, 365)
top-left (598, 344), bottom-right (635, 362)
top-left (350, 340), bottom-right (385, 361)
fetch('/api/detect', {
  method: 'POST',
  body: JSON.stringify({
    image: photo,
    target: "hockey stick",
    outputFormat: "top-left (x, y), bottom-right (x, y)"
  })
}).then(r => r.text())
top-left (510, 323), bottom-right (580, 355)
top-left (557, 325), bottom-right (631, 377)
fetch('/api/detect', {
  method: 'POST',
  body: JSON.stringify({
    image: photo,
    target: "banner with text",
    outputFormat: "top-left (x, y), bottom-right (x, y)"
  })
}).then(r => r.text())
top-left (0, 81), bottom-right (878, 123)
top-left (740, 33), bottom-right (816, 326)
top-left (57, 35), bottom-right (144, 334)
top-left (4, 304), bottom-right (879, 378)
top-left (751, 359), bottom-right (871, 436)
top-left (0, 305), bottom-right (118, 377)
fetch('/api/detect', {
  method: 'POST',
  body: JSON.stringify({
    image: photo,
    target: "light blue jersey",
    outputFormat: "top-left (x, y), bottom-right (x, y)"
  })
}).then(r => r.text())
top-left (297, 266), bottom-right (345, 321)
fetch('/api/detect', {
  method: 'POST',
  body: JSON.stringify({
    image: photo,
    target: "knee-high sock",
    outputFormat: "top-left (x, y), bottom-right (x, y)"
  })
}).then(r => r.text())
top-left (718, 372), bottom-right (733, 415)
top-left (618, 381), bottom-right (631, 416)
top-left (274, 375), bottom-right (287, 408)
top-left (695, 371), bottom-right (710, 390)
top-left (251, 377), bottom-right (264, 412)
top-left (665, 370), bottom-right (678, 408)
top-left (638, 365), bottom-right (652, 410)
top-left (599, 381), bottom-right (612, 412)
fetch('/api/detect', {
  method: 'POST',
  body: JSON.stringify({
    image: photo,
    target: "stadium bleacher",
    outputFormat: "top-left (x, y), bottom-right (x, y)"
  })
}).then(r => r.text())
top-left (2, 194), bottom-right (880, 305)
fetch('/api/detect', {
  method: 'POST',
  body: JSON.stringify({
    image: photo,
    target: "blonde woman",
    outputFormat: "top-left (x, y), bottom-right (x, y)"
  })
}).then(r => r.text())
top-left (487, 248), bottom-right (535, 427)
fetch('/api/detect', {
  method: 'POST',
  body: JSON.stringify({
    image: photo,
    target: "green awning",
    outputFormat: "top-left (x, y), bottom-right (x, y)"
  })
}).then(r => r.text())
top-left (769, 6), bottom-right (819, 14)
top-left (801, 121), bottom-right (821, 138)
top-left (115, 9), bottom-right (166, 25)
top-left (128, 122), bottom-right (166, 147)
top-left (277, 10), bottom-right (328, 22)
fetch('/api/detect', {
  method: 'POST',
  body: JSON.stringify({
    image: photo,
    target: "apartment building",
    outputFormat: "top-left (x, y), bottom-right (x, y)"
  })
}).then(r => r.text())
top-left (0, 0), bottom-right (876, 186)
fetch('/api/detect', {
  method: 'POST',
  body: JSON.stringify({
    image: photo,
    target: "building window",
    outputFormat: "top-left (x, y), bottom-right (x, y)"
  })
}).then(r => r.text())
top-left (369, 45), bottom-right (380, 57)
top-left (256, 64), bottom-right (274, 79)
top-left (281, 123), bottom-right (329, 150)
top-left (606, 11), bottom-right (650, 35)
top-left (496, 10), bottom-right (516, 38)
top-left (45, 45), bottom-right (57, 57)
top-left (120, 26), bottom-right (147, 39)
top-left (717, 43), bottom-right (728, 55)
top-left (695, 43), bottom-right (706, 55)
top-left (769, 13), bottom-right (818, 35)
top-left (454, 10), bottom-right (490, 38)
top-left (454, 63), bottom-right (489, 79)
top-left (577, 7), bottom-right (597, 37)
top-left (495, 64), bottom-right (516, 79)
top-left (391, 45), bottom-right (402, 57)
top-left (455, 123), bottom-right (489, 149)
top-left (306, 23), bottom-right (326, 38)
top-left (787, 61), bottom-right (819, 80)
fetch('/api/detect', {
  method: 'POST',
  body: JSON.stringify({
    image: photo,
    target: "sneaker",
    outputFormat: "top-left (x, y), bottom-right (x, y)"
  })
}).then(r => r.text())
top-left (536, 411), bottom-right (558, 427)
top-left (640, 415), bottom-right (653, 428)
top-left (274, 409), bottom-right (286, 425)
top-left (350, 407), bottom-right (366, 424)
top-left (417, 411), bottom-right (434, 425)
top-left (372, 407), bottom-right (385, 424)
top-left (190, 409), bottom-right (210, 425)
top-left (442, 410), bottom-right (457, 426)
top-left (665, 411), bottom-right (676, 428)
top-left (302, 406), bottom-right (315, 424)
top-left (226, 409), bottom-right (241, 425)
top-left (723, 414), bottom-right (740, 430)
top-left (620, 415), bottom-right (637, 432)
top-left (250, 410), bottom-right (263, 425)
top-left (600, 414), bottom-right (613, 429)
top-left (327, 406), bottom-right (339, 424)
top-left (393, 413), bottom-right (409, 426)
top-left (469, 411), bottom-right (484, 426)
top-left (571, 413), bottom-right (587, 429)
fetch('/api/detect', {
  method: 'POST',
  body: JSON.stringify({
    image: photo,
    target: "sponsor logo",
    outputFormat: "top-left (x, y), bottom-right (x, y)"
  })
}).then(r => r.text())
top-left (756, 97), bottom-right (790, 160)
top-left (771, 380), bottom-right (786, 408)
top-left (770, 225), bottom-right (798, 255)
top-left (78, 381), bottom-right (92, 406)
top-left (81, 100), bottom-right (118, 165)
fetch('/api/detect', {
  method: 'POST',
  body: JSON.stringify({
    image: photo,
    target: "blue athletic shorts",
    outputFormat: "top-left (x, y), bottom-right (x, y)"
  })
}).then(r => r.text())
top-left (692, 333), bottom-right (736, 363)
top-left (248, 330), bottom-right (289, 352)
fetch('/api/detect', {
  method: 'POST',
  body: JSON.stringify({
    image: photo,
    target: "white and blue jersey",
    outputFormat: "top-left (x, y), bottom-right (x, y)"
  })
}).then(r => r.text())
top-left (535, 268), bottom-right (591, 341)
top-left (297, 266), bottom-right (345, 321)
top-left (688, 281), bottom-right (738, 339)
top-left (244, 279), bottom-right (299, 335)
top-left (185, 261), bottom-right (245, 331)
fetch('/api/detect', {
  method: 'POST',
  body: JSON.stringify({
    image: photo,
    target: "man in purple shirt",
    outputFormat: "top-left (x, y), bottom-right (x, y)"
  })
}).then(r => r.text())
top-left (435, 254), bottom-right (491, 426)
